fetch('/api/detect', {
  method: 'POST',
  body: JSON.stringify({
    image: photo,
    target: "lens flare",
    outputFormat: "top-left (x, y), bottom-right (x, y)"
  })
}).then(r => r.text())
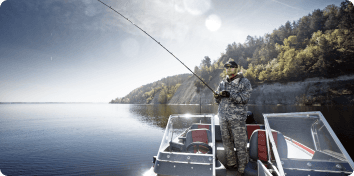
top-left (142, 167), bottom-right (156, 176)
top-left (205, 14), bottom-right (221, 32)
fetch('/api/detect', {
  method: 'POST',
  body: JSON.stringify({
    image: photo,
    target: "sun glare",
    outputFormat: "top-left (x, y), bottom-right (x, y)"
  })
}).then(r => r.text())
top-left (205, 14), bottom-right (221, 32)
top-left (142, 167), bottom-right (155, 176)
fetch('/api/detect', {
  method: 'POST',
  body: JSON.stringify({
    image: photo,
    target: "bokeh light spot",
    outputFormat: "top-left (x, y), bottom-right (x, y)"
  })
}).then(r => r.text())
top-left (205, 14), bottom-right (221, 32)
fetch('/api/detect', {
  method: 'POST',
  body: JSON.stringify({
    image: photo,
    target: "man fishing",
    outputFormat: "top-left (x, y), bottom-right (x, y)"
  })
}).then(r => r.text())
top-left (214, 58), bottom-right (252, 175)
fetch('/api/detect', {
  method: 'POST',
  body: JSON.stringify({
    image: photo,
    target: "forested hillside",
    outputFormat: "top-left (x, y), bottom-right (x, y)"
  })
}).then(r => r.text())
top-left (223, 0), bottom-right (354, 85)
top-left (193, 0), bottom-right (354, 89)
top-left (110, 0), bottom-right (354, 104)
top-left (110, 74), bottom-right (191, 104)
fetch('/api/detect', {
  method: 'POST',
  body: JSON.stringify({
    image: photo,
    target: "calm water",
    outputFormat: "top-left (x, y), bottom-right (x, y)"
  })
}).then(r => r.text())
top-left (0, 104), bottom-right (353, 175)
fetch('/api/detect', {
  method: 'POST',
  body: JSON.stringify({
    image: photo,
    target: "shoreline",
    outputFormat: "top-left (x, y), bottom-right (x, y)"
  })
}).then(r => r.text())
top-left (0, 102), bottom-right (108, 104)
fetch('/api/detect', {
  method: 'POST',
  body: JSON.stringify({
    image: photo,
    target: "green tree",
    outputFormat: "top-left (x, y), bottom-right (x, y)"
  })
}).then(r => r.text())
top-left (296, 15), bottom-right (312, 48)
top-left (283, 35), bottom-right (298, 48)
top-left (158, 87), bottom-right (167, 104)
top-left (338, 0), bottom-right (354, 30)
top-left (310, 9), bottom-right (324, 33)
top-left (323, 4), bottom-right (339, 30)
top-left (202, 56), bottom-right (211, 68)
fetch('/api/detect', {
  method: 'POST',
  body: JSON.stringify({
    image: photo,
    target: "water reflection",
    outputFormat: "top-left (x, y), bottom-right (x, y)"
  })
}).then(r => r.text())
top-left (129, 104), bottom-right (218, 129)
top-left (129, 104), bottom-right (354, 132)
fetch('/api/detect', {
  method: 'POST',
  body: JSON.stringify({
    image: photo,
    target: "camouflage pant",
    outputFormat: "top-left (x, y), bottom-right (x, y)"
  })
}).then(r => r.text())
top-left (220, 117), bottom-right (248, 172)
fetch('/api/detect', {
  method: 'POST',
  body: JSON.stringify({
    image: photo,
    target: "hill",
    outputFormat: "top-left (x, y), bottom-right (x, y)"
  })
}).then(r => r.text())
top-left (109, 74), bottom-right (191, 104)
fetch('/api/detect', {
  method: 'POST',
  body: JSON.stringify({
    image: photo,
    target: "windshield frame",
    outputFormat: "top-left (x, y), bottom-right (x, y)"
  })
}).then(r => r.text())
top-left (257, 160), bottom-right (273, 176)
top-left (264, 115), bottom-right (285, 176)
top-left (156, 114), bottom-right (216, 176)
top-left (263, 111), bottom-right (354, 172)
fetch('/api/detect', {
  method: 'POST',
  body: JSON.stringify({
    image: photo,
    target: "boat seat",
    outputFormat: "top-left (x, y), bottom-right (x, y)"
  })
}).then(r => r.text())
top-left (178, 123), bottom-right (212, 143)
top-left (191, 123), bottom-right (211, 130)
top-left (187, 123), bottom-right (265, 143)
top-left (244, 129), bottom-right (287, 176)
top-left (185, 129), bottom-right (212, 154)
top-left (246, 124), bottom-right (265, 142)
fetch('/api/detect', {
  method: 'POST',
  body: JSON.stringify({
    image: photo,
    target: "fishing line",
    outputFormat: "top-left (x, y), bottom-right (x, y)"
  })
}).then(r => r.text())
top-left (97, 0), bottom-right (216, 94)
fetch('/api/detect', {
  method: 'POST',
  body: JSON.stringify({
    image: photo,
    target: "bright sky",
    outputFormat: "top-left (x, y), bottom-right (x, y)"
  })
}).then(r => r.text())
top-left (0, 0), bottom-right (344, 102)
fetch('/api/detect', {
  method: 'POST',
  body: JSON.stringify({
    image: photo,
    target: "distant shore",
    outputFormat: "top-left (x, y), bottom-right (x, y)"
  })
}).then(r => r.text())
top-left (0, 102), bottom-right (108, 104)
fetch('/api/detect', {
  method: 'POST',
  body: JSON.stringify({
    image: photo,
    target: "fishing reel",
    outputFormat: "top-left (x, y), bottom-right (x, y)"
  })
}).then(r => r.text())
top-left (214, 91), bottom-right (230, 99)
top-left (220, 91), bottom-right (230, 97)
top-left (217, 82), bottom-right (230, 98)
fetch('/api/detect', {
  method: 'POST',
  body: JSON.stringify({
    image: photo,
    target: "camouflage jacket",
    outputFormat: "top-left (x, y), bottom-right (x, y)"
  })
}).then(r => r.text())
top-left (215, 73), bottom-right (252, 120)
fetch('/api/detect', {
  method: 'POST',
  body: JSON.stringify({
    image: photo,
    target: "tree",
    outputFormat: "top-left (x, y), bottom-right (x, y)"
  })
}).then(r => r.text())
top-left (238, 56), bottom-right (248, 69)
top-left (244, 64), bottom-right (257, 85)
top-left (292, 20), bottom-right (298, 35)
top-left (226, 44), bottom-right (234, 56)
top-left (246, 35), bottom-right (255, 47)
top-left (284, 21), bottom-right (292, 37)
top-left (194, 66), bottom-right (200, 75)
top-left (283, 35), bottom-right (298, 48)
top-left (158, 88), bottom-right (167, 104)
top-left (194, 56), bottom-right (211, 94)
top-left (270, 30), bottom-right (283, 45)
top-left (323, 4), bottom-right (339, 30)
top-left (338, 0), bottom-right (354, 30)
top-left (194, 77), bottom-right (206, 93)
top-left (296, 15), bottom-right (312, 48)
top-left (310, 9), bottom-right (324, 33)
top-left (202, 56), bottom-right (211, 68)
top-left (278, 25), bottom-right (287, 42)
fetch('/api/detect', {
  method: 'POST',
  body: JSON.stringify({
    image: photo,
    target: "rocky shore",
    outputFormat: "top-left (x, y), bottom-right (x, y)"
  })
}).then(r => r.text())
top-left (165, 74), bottom-right (354, 106)
top-left (250, 75), bottom-right (354, 105)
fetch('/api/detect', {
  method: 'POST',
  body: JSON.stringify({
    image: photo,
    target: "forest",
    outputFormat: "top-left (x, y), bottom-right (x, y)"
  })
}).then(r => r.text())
top-left (111, 0), bottom-right (354, 104)
top-left (224, 0), bottom-right (354, 85)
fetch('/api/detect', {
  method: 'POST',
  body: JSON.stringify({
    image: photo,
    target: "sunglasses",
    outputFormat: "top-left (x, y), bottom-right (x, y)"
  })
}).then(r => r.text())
top-left (225, 66), bottom-right (236, 69)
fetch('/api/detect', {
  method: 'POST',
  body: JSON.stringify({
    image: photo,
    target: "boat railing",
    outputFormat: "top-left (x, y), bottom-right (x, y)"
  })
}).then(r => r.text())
top-left (264, 116), bottom-right (285, 176)
top-left (264, 111), bottom-right (354, 175)
top-left (155, 113), bottom-right (216, 176)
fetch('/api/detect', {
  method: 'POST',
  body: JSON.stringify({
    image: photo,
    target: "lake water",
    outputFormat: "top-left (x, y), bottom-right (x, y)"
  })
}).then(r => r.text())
top-left (0, 104), bottom-right (353, 175)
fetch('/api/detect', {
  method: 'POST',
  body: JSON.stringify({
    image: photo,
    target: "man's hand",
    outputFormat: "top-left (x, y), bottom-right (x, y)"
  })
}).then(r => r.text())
top-left (214, 91), bottom-right (221, 99)
top-left (214, 91), bottom-right (230, 99)
top-left (221, 91), bottom-right (230, 97)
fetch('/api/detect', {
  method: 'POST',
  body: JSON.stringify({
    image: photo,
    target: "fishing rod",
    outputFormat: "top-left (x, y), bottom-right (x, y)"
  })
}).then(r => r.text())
top-left (97, 0), bottom-right (216, 95)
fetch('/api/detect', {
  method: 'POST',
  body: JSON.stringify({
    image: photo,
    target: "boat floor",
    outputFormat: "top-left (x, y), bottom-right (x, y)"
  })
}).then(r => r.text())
top-left (216, 167), bottom-right (241, 176)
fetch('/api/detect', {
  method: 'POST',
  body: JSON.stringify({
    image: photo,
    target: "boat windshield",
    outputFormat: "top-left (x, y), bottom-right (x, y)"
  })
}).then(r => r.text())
top-left (157, 114), bottom-right (214, 153)
top-left (264, 111), bottom-right (354, 174)
top-left (156, 114), bottom-right (216, 175)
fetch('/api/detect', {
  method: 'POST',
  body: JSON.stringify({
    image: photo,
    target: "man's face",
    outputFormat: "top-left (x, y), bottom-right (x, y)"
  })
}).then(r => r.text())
top-left (225, 67), bottom-right (237, 76)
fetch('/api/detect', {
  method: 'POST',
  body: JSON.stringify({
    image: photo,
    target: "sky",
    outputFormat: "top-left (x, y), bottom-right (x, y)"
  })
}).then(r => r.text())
top-left (0, 0), bottom-right (345, 102)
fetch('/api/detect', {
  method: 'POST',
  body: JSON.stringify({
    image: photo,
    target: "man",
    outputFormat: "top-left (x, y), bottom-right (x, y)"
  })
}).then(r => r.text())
top-left (214, 58), bottom-right (252, 175)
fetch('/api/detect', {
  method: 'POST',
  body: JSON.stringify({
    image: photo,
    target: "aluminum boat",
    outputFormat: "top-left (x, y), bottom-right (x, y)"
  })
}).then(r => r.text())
top-left (144, 111), bottom-right (354, 176)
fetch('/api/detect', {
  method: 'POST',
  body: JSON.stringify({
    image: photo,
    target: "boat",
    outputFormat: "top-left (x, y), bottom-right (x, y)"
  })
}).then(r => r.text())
top-left (144, 111), bottom-right (354, 176)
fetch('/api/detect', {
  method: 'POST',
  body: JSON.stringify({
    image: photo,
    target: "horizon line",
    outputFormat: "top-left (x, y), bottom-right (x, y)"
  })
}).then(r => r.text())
top-left (0, 102), bottom-right (108, 104)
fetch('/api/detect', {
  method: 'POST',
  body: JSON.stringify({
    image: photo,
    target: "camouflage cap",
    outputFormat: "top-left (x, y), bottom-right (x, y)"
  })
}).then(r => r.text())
top-left (224, 58), bottom-right (238, 68)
